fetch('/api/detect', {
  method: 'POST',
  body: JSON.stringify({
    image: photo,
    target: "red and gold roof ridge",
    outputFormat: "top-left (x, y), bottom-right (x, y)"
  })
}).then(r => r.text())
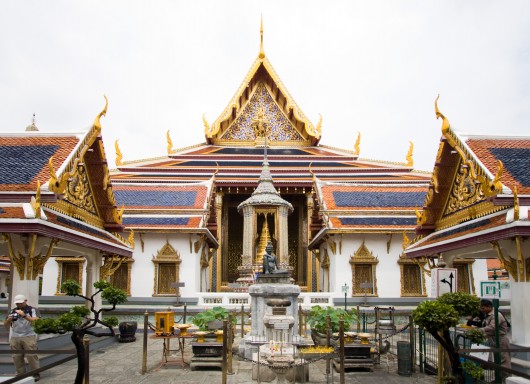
top-left (204, 23), bottom-right (320, 147)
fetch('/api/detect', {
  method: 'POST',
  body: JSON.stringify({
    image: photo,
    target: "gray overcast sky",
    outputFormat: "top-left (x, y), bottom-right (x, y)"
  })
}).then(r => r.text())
top-left (1, 1), bottom-right (529, 171)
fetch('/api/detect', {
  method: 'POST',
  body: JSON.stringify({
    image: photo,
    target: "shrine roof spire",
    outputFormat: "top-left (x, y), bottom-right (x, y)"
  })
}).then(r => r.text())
top-left (259, 15), bottom-right (265, 59)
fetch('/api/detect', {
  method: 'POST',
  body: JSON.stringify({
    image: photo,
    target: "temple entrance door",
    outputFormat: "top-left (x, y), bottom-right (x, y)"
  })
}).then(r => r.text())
top-left (220, 193), bottom-right (308, 290)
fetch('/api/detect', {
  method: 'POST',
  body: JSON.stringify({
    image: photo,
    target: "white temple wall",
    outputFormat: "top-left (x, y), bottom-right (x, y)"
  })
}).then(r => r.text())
top-left (129, 232), bottom-right (200, 297)
top-left (42, 257), bottom-right (61, 296)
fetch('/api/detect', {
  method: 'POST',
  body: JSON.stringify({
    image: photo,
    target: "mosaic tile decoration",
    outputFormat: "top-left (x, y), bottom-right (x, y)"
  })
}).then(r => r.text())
top-left (0, 145), bottom-right (59, 184)
top-left (122, 217), bottom-right (190, 226)
top-left (339, 217), bottom-right (417, 226)
top-left (170, 160), bottom-right (351, 167)
top-left (333, 191), bottom-right (427, 208)
top-left (489, 148), bottom-right (530, 186)
top-left (221, 82), bottom-right (304, 142)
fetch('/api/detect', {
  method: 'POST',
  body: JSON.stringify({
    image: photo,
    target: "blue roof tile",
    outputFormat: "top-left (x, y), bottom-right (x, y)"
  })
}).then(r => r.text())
top-left (489, 148), bottom-right (530, 186)
top-left (339, 217), bottom-right (416, 226)
top-left (333, 191), bottom-right (426, 208)
top-left (123, 217), bottom-right (190, 225)
top-left (114, 190), bottom-right (197, 207)
top-left (0, 145), bottom-right (59, 184)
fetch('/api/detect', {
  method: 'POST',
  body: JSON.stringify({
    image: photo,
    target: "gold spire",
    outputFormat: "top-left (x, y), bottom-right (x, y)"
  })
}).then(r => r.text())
top-left (259, 16), bottom-right (265, 59)
top-left (30, 181), bottom-right (42, 219)
top-left (406, 141), bottom-right (414, 167)
top-left (255, 215), bottom-right (271, 264)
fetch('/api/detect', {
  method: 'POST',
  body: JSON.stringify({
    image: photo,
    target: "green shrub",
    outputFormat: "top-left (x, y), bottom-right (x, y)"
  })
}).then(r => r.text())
top-left (307, 305), bottom-right (358, 334)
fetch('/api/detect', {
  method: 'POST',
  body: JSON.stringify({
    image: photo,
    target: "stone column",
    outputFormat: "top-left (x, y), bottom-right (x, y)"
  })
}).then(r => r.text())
top-left (242, 205), bottom-right (256, 266)
top-left (277, 206), bottom-right (289, 266)
top-left (510, 281), bottom-right (530, 346)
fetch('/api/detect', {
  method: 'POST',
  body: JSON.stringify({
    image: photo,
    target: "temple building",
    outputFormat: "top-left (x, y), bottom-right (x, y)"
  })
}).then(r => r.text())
top-left (2, 26), bottom-right (506, 310)
top-left (103, 29), bottom-right (489, 306)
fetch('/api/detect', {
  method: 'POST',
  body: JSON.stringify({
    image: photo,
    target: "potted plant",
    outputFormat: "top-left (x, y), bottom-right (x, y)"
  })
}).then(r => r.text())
top-left (307, 305), bottom-right (358, 345)
top-left (192, 306), bottom-right (236, 331)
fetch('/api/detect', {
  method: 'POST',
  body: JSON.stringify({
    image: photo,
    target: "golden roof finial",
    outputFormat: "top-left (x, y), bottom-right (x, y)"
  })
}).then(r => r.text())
top-left (166, 130), bottom-right (173, 155)
top-left (315, 114), bottom-right (322, 135)
top-left (115, 140), bottom-right (123, 166)
top-left (353, 132), bottom-right (361, 156)
top-left (402, 231), bottom-right (410, 250)
top-left (435, 95), bottom-right (450, 134)
top-left (406, 141), bottom-right (414, 167)
top-left (259, 15), bottom-right (265, 60)
top-left (203, 113), bottom-right (210, 134)
top-left (93, 95), bottom-right (108, 133)
top-left (30, 181), bottom-right (42, 219)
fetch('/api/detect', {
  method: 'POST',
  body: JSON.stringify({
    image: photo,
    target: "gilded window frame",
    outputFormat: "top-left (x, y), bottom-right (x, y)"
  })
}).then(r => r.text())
top-left (152, 242), bottom-right (181, 297)
top-left (55, 257), bottom-right (85, 295)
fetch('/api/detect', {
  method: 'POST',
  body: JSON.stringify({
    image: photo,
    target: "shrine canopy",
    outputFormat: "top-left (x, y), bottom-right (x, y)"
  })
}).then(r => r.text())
top-left (405, 100), bottom-right (530, 269)
top-left (0, 103), bottom-right (133, 272)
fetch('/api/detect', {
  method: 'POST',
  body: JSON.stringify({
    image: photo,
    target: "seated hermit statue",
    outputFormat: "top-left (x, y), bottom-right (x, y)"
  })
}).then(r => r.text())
top-left (262, 242), bottom-right (278, 274)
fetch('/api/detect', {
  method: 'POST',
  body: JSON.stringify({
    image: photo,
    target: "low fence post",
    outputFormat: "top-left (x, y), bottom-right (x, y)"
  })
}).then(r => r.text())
top-left (183, 303), bottom-right (187, 324)
top-left (356, 306), bottom-right (360, 333)
top-left (142, 310), bottom-right (148, 374)
top-left (326, 315), bottom-right (331, 377)
top-left (339, 317), bottom-right (345, 384)
top-left (409, 316), bottom-right (415, 373)
top-left (83, 334), bottom-right (90, 384)
top-left (228, 314), bottom-right (233, 375)
top-left (222, 320), bottom-right (228, 384)
top-left (240, 304), bottom-right (245, 338)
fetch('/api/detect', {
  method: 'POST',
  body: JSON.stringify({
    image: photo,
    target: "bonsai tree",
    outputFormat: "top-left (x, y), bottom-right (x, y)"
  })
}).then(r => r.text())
top-left (34, 279), bottom-right (127, 384)
top-left (412, 292), bottom-right (480, 383)
top-left (307, 305), bottom-right (358, 334)
top-left (192, 306), bottom-right (236, 331)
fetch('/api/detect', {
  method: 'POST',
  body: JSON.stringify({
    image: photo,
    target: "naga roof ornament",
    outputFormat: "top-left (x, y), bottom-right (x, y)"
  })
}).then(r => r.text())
top-left (205, 19), bottom-right (320, 147)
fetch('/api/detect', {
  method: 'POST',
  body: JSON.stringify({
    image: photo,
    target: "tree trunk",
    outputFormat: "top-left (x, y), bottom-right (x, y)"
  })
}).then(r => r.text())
top-left (71, 331), bottom-right (86, 384)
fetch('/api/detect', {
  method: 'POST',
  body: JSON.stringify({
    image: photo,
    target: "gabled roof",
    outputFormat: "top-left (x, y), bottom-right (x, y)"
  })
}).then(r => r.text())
top-left (0, 99), bottom-right (133, 257)
top-left (414, 99), bottom-right (514, 234)
top-left (204, 29), bottom-right (320, 147)
top-left (406, 98), bottom-right (529, 259)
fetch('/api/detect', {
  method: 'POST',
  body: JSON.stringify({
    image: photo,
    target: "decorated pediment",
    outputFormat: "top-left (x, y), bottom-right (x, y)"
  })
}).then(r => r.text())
top-left (415, 97), bottom-right (506, 232)
top-left (204, 25), bottom-right (320, 147)
top-left (219, 82), bottom-right (306, 143)
top-left (47, 97), bottom-right (124, 230)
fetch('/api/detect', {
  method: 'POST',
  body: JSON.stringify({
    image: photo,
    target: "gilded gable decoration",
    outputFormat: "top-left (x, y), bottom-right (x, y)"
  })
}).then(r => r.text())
top-left (220, 82), bottom-right (305, 143)
top-left (166, 130), bottom-right (174, 155)
top-left (206, 21), bottom-right (319, 146)
top-left (47, 96), bottom-right (122, 229)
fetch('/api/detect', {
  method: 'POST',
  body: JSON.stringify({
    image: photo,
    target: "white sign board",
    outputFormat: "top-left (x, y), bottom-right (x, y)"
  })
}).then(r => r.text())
top-left (431, 268), bottom-right (458, 297)
top-left (480, 280), bottom-right (510, 299)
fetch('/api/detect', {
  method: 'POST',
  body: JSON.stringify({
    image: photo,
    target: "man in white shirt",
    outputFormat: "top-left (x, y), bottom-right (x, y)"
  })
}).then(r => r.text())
top-left (3, 294), bottom-right (40, 381)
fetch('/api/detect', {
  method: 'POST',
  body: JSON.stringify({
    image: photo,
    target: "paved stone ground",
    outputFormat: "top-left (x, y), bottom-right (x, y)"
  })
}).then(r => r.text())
top-left (34, 336), bottom-right (438, 384)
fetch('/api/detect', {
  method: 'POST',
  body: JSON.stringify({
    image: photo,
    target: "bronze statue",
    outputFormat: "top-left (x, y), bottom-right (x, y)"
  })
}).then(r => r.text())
top-left (262, 242), bottom-right (278, 274)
